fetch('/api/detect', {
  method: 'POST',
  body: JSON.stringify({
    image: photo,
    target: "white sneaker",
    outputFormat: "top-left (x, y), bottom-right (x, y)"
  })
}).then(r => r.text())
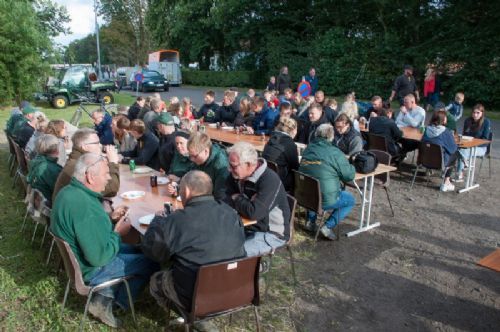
top-left (440, 183), bottom-right (455, 192)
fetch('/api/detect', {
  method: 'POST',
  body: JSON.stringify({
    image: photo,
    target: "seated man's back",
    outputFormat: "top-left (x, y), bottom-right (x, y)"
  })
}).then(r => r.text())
top-left (142, 171), bottom-right (246, 311)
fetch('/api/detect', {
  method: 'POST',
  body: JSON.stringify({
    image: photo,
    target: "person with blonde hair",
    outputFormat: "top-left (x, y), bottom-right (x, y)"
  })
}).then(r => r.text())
top-left (262, 117), bottom-right (299, 191)
top-left (234, 96), bottom-right (255, 127)
top-left (218, 90), bottom-right (238, 125)
top-left (25, 113), bottom-right (49, 158)
top-left (340, 93), bottom-right (360, 131)
top-left (46, 119), bottom-right (70, 166)
top-left (112, 114), bottom-right (137, 153)
top-left (181, 97), bottom-right (195, 120)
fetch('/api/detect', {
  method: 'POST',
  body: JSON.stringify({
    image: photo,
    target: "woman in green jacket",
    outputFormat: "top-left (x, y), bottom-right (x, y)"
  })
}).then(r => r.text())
top-left (298, 123), bottom-right (356, 240)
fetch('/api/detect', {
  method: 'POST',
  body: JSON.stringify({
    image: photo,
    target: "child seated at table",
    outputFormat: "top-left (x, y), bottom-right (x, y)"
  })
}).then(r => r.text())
top-left (247, 96), bottom-right (279, 135)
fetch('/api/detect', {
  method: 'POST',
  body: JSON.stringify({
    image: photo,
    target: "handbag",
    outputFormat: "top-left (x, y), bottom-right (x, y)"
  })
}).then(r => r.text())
top-left (349, 151), bottom-right (378, 174)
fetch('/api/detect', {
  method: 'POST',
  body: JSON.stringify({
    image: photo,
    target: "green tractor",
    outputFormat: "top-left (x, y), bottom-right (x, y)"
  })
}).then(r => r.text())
top-left (40, 65), bottom-right (117, 109)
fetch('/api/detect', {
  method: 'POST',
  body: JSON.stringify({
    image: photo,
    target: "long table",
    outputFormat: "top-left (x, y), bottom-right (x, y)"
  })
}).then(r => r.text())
top-left (206, 127), bottom-right (267, 152)
top-left (348, 164), bottom-right (397, 237)
top-left (113, 165), bottom-right (256, 235)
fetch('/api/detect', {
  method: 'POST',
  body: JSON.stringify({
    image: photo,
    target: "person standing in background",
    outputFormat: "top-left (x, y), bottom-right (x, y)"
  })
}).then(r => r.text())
top-left (277, 66), bottom-right (291, 95)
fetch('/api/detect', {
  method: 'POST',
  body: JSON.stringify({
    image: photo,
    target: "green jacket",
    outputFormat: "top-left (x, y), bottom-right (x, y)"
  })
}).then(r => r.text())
top-left (50, 178), bottom-right (120, 281)
top-left (168, 150), bottom-right (194, 177)
top-left (27, 155), bottom-right (62, 202)
top-left (299, 138), bottom-right (355, 206)
top-left (445, 112), bottom-right (457, 132)
top-left (5, 113), bottom-right (25, 137)
top-left (194, 144), bottom-right (229, 200)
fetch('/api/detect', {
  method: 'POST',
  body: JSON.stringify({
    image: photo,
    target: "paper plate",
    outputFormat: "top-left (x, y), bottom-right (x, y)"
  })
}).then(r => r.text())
top-left (138, 214), bottom-right (155, 225)
top-left (133, 167), bottom-right (152, 174)
top-left (461, 135), bottom-right (473, 141)
top-left (221, 126), bottom-right (233, 130)
top-left (157, 177), bottom-right (169, 185)
top-left (207, 123), bottom-right (217, 128)
top-left (120, 191), bottom-right (145, 199)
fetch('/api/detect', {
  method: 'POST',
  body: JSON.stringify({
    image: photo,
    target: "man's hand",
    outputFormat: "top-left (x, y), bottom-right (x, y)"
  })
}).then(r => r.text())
top-left (400, 106), bottom-right (408, 114)
top-left (167, 174), bottom-right (180, 182)
top-left (114, 216), bottom-right (132, 236)
top-left (246, 127), bottom-right (254, 135)
top-left (105, 145), bottom-right (119, 164)
top-left (111, 205), bottom-right (129, 222)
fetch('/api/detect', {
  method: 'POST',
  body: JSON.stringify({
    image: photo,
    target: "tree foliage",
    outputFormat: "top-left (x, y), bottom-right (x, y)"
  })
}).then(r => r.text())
top-left (0, 0), bottom-right (69, 104)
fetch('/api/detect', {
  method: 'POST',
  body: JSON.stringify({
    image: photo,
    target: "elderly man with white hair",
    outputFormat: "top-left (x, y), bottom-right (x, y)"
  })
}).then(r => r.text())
top-left (51, 153), bottom-right (159, 328)
top-left (298, 123), bottom-right (356, 240)
top-left (225, 142), bottom-right (290, 256)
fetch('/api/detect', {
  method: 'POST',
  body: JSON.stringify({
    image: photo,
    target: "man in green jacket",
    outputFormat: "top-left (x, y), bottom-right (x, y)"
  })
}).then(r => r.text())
top-left (50, 153), bottom-right (158, 328)
top-left (187, 132), bottom-right (229, 200)
top-left (26, 134), bottom-right (63, 205)
top-left (299, 123), bottom-right (356, 240)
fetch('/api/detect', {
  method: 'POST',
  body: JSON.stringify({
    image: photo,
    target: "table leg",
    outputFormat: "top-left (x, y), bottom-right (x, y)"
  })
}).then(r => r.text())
top-left (459, 146), bottom-right (480, 193)
top-left (347, 175), bottom-right (380, 237)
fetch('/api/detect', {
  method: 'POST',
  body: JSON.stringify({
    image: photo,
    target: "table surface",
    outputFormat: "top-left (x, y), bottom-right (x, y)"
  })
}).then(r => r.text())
top-left (205, 127), bottom-right (268, 152)
top-left (113, 165), bottom-right (256, 235)
top-left (354, 163), bottom-right (397, 180)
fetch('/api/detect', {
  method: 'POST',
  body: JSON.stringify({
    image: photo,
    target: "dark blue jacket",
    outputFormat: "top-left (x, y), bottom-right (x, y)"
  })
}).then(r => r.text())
top-left (463, 117), bottom-right (491, 147)
top-left (196, 102), bottom-right (219, 123)
top-left (305, 75), bottom-right (319, 95)
top-left (218, 103), bottom-right (239, 124)
top-left (95, 113), bottom-right (114, 145)
top-left (122, 131), bottom-right (160, 169)
top-left (252, 107), bottom-right (279, 135)
top-left (422, 126), bottom-right (457, 166)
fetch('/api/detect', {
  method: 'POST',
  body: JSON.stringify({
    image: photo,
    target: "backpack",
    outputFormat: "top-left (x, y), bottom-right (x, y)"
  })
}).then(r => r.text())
top-left (349, 151), bottom-right (378, 174)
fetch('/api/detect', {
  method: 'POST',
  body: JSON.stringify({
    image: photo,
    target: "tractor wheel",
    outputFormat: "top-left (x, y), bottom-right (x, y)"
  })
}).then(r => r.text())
top-left (99, 92), bottom-right (114, 104)
top-left (52, 95), bottom-right (68, 109)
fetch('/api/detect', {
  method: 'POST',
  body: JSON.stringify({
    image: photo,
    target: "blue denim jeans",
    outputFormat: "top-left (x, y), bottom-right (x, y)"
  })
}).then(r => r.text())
top-left (87, 244), bottom-right (160, 309)
top-left (457, 147), bottom-right (487, 174)
top-left (244, 232), bottom-right (286, 257)
top-left (307, 191), bottom-right (356, 229)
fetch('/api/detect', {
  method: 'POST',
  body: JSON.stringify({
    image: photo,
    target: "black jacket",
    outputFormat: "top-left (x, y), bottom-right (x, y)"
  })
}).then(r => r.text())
top-left (262, 131), bottom-right (299, 192)
top-left (13, 121), bottom-right (35, 149)
top-left (225, 159), bottom-right (290, 240)
top-left (195, 102), bottom-right (219, 123)
top-left (141, 195), bottom-right (246, 310)
top-left (333, 126), bottom-right (363, 156)
top-left (122, 131), bottom-right (159, 169)
top-left (158, 133), bottom-right (176, 172)
top-left (234, 111), bottom-right (255, 127)
top-left (218, 103), bottom-right (239, 124)
top-left (368, 116), bottom-right (403, 156)
top-left (298, 113), bottom-right (329, 144)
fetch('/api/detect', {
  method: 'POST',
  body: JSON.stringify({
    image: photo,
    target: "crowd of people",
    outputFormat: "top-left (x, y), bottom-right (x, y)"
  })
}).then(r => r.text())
top-left (4, 63), bottom-right (492, 329)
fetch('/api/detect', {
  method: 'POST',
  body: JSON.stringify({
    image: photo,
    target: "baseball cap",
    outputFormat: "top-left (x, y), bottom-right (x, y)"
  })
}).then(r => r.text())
top-left (22, 105), bottom-right (36, 115)
top-left (157, 112), bottom-right (175, 126)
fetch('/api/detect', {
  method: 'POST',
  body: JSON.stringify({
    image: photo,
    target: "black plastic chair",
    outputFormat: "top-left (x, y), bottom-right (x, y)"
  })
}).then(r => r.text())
top-left (478, 132), bottom-right (493, 178)
top-left (293, 170), bottom-right (339, 241)
top-left (410, 142), bottom-right (449, 190)
top-left (368, 149), bottom-right (395, 216)
top-left (367, 133), bottom-right (389, 153)
top-left (165, 256), bottom-right (262, 332)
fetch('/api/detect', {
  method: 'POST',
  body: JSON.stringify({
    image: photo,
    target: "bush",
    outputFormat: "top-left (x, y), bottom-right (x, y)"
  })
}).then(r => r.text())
top-left (182, 69), bottom-right (266, 88)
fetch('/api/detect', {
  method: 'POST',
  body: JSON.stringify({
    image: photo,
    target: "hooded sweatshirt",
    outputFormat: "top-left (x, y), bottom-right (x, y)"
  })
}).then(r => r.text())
top-left (422, 125), bottom-right (457, 165)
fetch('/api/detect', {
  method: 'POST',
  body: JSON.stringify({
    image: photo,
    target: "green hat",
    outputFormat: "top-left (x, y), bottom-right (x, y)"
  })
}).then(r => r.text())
top-left (157, 112), bottom-right (175, 126)
top-left (22, 105), bottom-right (36, 115)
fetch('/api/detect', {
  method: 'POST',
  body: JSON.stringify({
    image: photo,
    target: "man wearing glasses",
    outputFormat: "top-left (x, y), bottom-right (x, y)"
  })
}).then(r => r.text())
top-left (186, 132), bottom-right (229, 200)
top-left (52, 128), bottom-right (120, 202)
top-left (51, 153), bottom-right (159, 327)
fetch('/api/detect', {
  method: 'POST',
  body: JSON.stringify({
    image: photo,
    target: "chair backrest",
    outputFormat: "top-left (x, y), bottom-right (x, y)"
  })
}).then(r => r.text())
top-left (12, 141), bottom-right (29, 174)
top-left (368, 149), bottom-right (391, 185)
top-left (485, 132), bottom-right (493, 157)
top-left (286, 194), bottom-right (297, 245)
top-left (6, 132), bottom-right (15, 155)
top-left (51, 232), bottom-right (90, 296)
top-left (191, 256), bottom-right (261, 319)
top-left (418, 142), bottom-right (444, 170)
top-left (293, 170), bottom-right (323, 213)
top-left (266, 159), bottom-right (279, 174)
top-left (367, 133), bottom-right (388, 152)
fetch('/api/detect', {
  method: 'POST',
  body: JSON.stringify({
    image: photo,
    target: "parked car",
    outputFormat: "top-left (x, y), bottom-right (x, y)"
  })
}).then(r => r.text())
top-left (138, 70), bottom-right (170, 92)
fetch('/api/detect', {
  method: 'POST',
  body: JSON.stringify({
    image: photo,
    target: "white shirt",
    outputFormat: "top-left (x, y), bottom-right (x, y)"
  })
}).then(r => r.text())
top-left (395, 106), bottom-right (425, 128)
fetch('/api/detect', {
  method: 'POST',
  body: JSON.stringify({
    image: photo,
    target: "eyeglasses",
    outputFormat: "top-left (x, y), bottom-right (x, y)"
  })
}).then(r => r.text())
top-left (85, 141), bottom-right (101, 145)
top-left (229, 163), bottom-right (241, 170)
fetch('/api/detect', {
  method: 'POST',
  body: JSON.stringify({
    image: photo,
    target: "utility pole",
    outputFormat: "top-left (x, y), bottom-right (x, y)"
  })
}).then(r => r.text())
top-left (94, 0), bottom-right (102, 79)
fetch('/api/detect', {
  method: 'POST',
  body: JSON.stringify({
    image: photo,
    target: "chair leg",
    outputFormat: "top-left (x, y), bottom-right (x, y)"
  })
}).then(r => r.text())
top-left (12, 171), bottom-right (19, 188)
top-left (80, 290), bottom-right (94, 332)
top-left (229, 313), bottom-right (233, 325)
top-left (287, 246), bottom-right (297, 286)
top-left (254, 306), bottom-right (261, 332)
top-left (264, 255), bottom-right (274, 301)
top-left (488, 157), bottom-right (491, 178)
top-left (122, 279), bottom-right (137, 325)
top-left (31, 222), bottom-right (39, 244)
top-left (184, 323), bottom-right (190, 332)
top-left (46, 238), bottom-right (55, 266)
top-left (61, 280), bottom-right (71, 314)
top-left (40, 224), bottom-right (48, 249)
top-left (384, 187), bottom-right (395, 217)
top-left (478, 157), bottom-right (484, 176)
top-left (20, 210), bottom-right (29, 232)
top-left (410, 166), bottom-right (420, 189)
top-left (314, 213), bottom-right (326, 241)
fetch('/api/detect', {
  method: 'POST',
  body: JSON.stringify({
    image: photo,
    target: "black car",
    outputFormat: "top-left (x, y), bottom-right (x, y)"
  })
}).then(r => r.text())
top-left (138, 70), bottom-right (170, 92)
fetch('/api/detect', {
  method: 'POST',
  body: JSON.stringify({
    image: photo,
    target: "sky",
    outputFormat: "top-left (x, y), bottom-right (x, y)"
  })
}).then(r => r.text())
top-left (53, 0), bottom-right (104, 46)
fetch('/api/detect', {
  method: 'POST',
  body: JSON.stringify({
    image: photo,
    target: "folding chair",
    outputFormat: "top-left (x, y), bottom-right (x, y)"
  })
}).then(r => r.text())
top-left (368, 149), bottom-right (395, 217)
top-left (51, 232), bottom-right (136, 332)
top-left (5, 132), bottom-right (16, 173)
top-left (478, 132), bottom-right (493, 178)
top-left (265, 159), bottom-right (279, 174)
top-left (293, 170), bottom-right (339, 241)
top-left (12, 141), bottom-right (29, 189)
top-left (263, 195), bottom-right (297, 300)
top-left (164, 256), bottom-right (262, 332)
top-left (20, 189), bottom-right (51, 247)
top-left (410, 142), bottom-right (449, 190)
